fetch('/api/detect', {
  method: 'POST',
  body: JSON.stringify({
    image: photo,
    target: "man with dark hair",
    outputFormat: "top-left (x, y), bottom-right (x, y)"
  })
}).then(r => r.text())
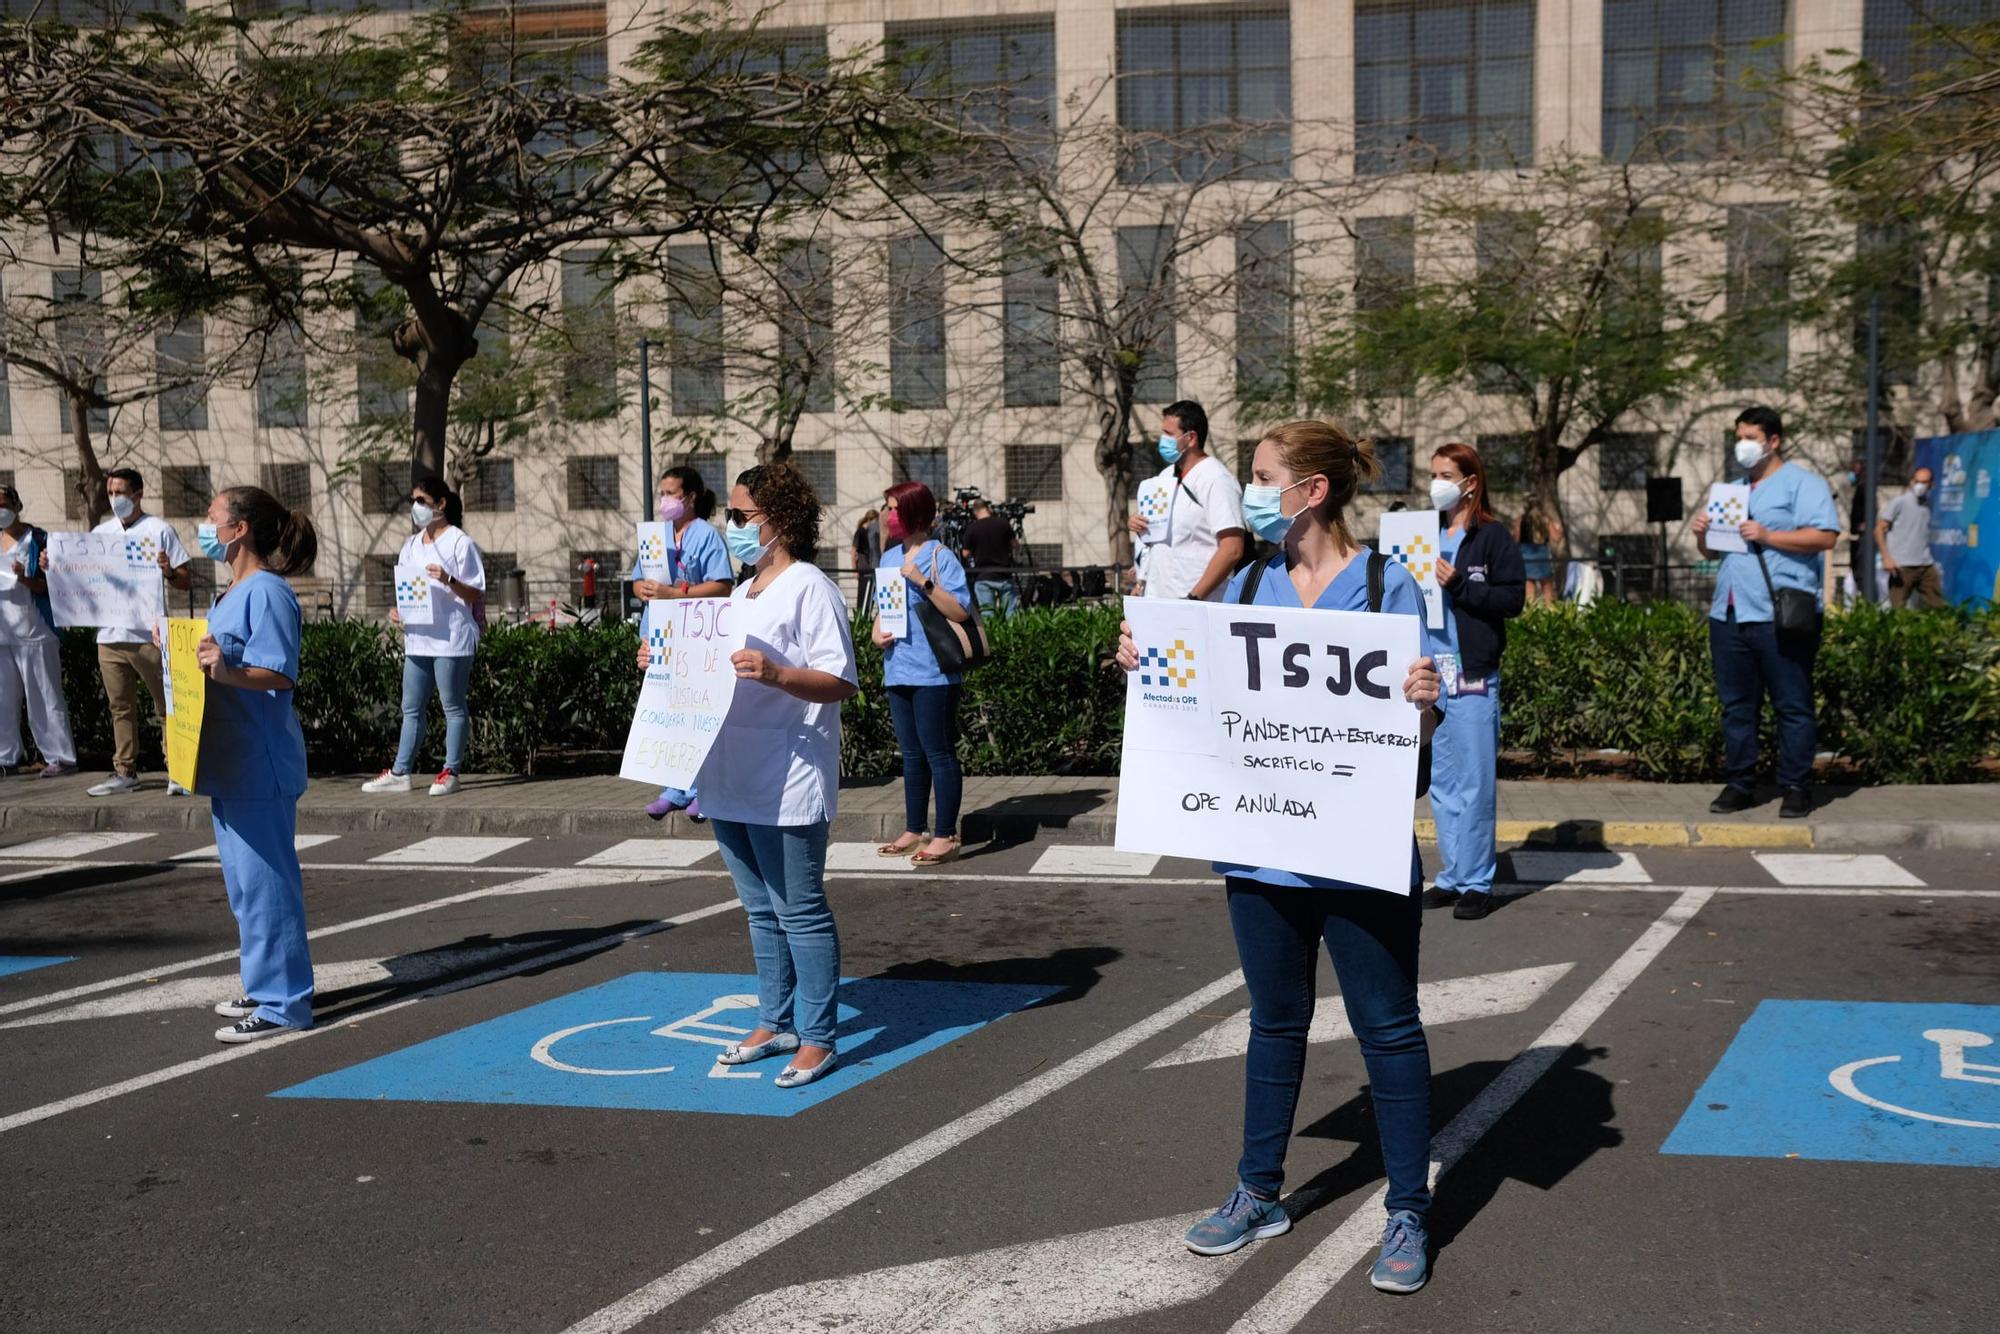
top-left (1691, 406), bottom-right (1841, 818)
top-left (1129, 399), bottom-right (1245, 601)
top-left (960, 498), bottom-right (1019, 617)
top-left (85, 469), bottom-right (192, 796)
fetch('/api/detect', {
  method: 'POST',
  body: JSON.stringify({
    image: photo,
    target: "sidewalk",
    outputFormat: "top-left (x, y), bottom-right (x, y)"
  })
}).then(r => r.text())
top-left (3, 770), bottom-right (1995, 850)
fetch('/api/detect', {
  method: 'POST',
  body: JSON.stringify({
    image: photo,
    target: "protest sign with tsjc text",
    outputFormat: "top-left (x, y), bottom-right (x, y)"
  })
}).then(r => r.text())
top-left (1378, 510), bottom-right (1445, 628)
top-left (47, 531), bottom-right (164, 632)
top-left (1114, 596), bottom-right (1423, 893)
top-left (163, 616), bottom-right (209, 792)
top-left (621, 597), bottom-right (744, 789)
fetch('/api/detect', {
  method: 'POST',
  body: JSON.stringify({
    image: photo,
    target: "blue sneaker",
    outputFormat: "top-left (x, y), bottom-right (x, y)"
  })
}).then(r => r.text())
top-left (1369, 1209), bottom-right (1430, 1293)
top-left (1183, 1184), bottom-right (1291, 1256)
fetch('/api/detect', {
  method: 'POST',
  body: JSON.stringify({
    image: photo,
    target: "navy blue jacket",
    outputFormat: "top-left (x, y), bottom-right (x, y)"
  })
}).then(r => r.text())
top-left (1444, 519), bottom-right (1527, 678)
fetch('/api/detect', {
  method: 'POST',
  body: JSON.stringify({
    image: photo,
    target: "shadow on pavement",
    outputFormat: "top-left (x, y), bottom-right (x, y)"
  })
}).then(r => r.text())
top-left (311, 923), bottom-right (656, 1019)
top-left (869, 944), bottom-right (1119, 1005)
top-left (0, 862), bottom-right (190, 906)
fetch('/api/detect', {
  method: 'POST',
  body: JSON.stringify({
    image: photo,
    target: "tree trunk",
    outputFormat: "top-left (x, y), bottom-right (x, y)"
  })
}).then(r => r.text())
top-left (1094, 387), bottom-right (1138, 569)
top-left (67, 391), bottom-right (109, 527)
top-left (399, 308), bottom-right (476, 484)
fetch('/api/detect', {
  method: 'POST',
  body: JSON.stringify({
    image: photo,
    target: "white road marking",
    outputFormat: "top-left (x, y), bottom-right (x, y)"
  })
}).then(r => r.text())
top-left (1148, 963), bottom-right (1577, 1069)
top-left (0, 896), bottom-right (742, 1136)
top-left (0, 862), bottom-right (62, 885)
top-left (558, 969), bottom-right (1250, 1334)
top-left (824, 842), bottom-right (915, 872)
top-left (698, 1210), bottom-right (1248, 1334)
top-left (1506, 850), bottom-right (1652, 884)
top-left (1227, 888), bottom-right (1713, 1334)
top-left (0, 832), bottom-right (154, 860)
top-left (579, 839), bottom-right (718, 869)
top-left (171, 834), bottom-right (340, 861)
top-left (369, 836), bottom-right (530, 865)
top-left (1030, 846), bottom-right (1161, 877)
top-left (1753, 853), bottom-right (1925, 887)
top-left (0, 867), bottom-right (674, 1019)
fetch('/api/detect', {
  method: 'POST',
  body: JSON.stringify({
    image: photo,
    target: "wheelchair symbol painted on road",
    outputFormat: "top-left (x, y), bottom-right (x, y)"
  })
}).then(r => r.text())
top-left (529, 993), bottom-right (766, 1078)
top-left (1828, 1028), bottom-right (2000, 1130)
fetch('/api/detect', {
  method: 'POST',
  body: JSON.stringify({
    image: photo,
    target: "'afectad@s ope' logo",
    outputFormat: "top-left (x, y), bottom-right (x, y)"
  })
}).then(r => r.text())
top-left (1136, 637), bottom-right (1201, 711)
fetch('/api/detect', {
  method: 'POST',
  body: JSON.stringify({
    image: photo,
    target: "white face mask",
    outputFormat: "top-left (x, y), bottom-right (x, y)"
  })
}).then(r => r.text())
top-left (1911, 481), bottom-right (1930, 499)
top-left (411, 502), bottom-right (436, 528)
top-left (1733, 439), bottom-right (1768, 471)
top-left (1429, 479), bottom-right (1463, 512)
top-left (0, 508), bottom-right (16, 529)
top-left (109, 494), bottom-right (136, 521)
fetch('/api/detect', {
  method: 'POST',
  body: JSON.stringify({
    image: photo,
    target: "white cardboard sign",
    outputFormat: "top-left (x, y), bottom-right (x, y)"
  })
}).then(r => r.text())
top-left (874, 565), bottom-right (908, 639)
top-left (1378, 509), bottom-right (1445, 628)
top-left (1704, 482), bottom-right (1751, 554)
top-left (47, 531), bottom-right (163, 632)
top-left (394, 564), bottom-right (439, 628)
top-left (620, 597), bottom-right (744, 789)
top-left (636, 522), bottom-right (672, 582)
top-left (1135, 476), bottom-right (1174, 545)
top-left (1114, 596), bottom-right (1423, 894)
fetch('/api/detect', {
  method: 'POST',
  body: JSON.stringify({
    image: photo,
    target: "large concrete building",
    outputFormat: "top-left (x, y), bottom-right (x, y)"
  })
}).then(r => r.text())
top-left (0, 1), bottom-right (1977, 614)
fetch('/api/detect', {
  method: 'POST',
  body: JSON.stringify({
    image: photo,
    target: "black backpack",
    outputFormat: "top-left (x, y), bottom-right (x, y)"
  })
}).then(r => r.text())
top-left (1237, 550), bottom-right (1432, 798)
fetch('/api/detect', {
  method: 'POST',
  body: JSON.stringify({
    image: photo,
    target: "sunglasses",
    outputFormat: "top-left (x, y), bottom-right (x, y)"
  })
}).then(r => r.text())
top-left (724, 507), bottom-right (766, 527)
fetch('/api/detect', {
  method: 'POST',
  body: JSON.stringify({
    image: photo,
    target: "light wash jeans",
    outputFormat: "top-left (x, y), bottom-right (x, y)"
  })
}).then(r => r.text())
top-left (709, 818), bottom-right (841, 1048)
top-left (394, 654), bottom-right (473, 775)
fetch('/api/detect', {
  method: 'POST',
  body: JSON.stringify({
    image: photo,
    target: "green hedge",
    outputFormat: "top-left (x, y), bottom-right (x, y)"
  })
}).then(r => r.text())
top-left (50, 600), bottom-right (2000, 783)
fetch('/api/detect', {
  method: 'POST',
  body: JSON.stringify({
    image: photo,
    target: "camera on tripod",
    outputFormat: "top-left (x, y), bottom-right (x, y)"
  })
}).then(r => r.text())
top-left (938, 486), bottom-right (1035, 551)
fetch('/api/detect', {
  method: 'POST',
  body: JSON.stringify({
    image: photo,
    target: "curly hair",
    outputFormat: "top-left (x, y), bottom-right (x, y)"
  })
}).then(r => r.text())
top-left (738, 462), bottom-right (821, 563)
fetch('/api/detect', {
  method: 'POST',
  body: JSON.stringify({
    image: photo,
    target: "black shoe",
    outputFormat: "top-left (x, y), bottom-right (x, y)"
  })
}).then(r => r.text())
top-left (214, 1015), bottom-right (299, 1044)
top-left (1452, 891), bottom-right (1494, 920)
top-left (1708, 785), bottom-right (1756, 814)
top-left (1779, 787), bottom-right (1813, 819)
top-left (213, 996), bottom-right (256, 1019)
top-left (1419, 887), bottom-right (1459, 910)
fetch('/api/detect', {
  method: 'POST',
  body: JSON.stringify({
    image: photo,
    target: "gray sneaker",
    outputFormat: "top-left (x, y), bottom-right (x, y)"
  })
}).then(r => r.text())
top-left (86, 772), bottom-right (139, 797)
top-left (1184, 1185), bottom-right (1291, 1256)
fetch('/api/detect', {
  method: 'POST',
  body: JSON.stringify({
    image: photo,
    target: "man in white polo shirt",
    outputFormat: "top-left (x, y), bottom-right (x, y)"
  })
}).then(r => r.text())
top-left (88, 468), bottom-right (192, 795)
top-left (1129, 400), bottom-right (1246, 601)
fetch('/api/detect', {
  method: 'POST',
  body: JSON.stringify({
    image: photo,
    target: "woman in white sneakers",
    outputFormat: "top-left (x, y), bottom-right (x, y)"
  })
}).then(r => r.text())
top-left (362, 474), bottom-right (484, 797)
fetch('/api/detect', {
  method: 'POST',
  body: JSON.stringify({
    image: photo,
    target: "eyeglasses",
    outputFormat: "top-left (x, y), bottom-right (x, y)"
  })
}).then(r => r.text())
top-left (725, 507), bottom-right (766, 526)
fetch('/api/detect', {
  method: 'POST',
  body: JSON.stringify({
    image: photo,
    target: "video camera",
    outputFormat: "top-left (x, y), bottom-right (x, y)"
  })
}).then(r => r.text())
top-left (938, 486), bottom-right (1036, 554)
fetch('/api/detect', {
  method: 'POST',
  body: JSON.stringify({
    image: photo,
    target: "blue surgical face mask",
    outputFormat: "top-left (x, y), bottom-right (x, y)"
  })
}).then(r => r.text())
top-left (1241, 478), bottom-right (1311, 544)
top-left (196, 522), bottom-right (231, 561)
top-left (725, 518), bottom-right (768, 565)
top-left (1158, 432), bottom-right (1182, 465)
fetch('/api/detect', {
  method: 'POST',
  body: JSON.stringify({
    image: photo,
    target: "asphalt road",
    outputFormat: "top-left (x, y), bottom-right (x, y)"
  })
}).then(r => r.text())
top-left (2, 829), bottom-right (1996, 1333)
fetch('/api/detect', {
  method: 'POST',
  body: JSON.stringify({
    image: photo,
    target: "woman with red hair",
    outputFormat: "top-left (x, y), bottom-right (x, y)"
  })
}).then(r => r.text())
top-left (1422, 442), bottom-right (1525, 921)
top-left (871, 480), bottom-right (974, 866)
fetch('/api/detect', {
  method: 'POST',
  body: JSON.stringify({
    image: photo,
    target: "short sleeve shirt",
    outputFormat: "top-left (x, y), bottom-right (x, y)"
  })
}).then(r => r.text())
top-left (399, 527), bottom-right (486, 657)
top-left (1143, 456), bottom-right (1245, 601)
top-left (1878, 492), bottom-right (1934, 568)
top-left (1708, 462), bottom-right (1842, 622)
top-left (1214, 552), bottom-right (1436, 894)
top-left (91, 514), bottom-right (190, 644)
top-left (881, 540), bottom-right (973, 687)
top-left (195, 570), bottom-right (308, 800)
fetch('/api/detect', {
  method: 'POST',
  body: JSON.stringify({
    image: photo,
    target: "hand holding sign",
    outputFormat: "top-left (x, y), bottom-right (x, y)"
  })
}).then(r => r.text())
top-left (1704, 483), bottom-right (1751, 553)
top-left (1135, 477), bottom-right (1174, 545)
top-left (875, 566), bottom-right (908, 640)
top-left (394, 564), bottom-right (437, 628)
top-left (621, 597), bottom-right (743, 790)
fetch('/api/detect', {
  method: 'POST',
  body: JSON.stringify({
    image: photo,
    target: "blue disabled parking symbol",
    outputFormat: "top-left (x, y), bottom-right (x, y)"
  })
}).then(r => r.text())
top-left (275, 972), bottom-right (1062, 1117)
top-left (0, 956), bottom-right (75, 980)
top-left (1663, 1000), bottom-right (2000, 1168)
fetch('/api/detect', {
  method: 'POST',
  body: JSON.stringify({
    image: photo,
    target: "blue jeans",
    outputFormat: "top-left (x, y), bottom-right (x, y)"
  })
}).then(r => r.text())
top-left (974, 577), bottom-right (1017, 618)
top-left (213, 796), bottom-right (314, 1028)
top-left (1430, 678), bottom-right (1500, 895)
top-left (394, 654), bottom-right (473, 775)
top-left (887, 683), bottom-right (962, 838)
top-left (710, 819), bottom-right (841, 1049)
top-left (1226, 878), bottom-right (1432, 1216)
top-left (1710, 612), bottom-right (1819, 790)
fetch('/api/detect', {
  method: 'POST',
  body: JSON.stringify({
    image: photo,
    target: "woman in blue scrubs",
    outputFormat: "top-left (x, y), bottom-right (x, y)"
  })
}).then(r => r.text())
top-left (190, 485), bottom-right (318, 1043)
top-left (632, 466), bottom-right (735, 822)
top-left (1117, 420), bottom-right (1444, 1294)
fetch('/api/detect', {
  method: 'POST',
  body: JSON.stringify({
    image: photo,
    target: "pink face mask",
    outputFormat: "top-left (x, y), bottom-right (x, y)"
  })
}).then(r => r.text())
top-left (884, 509), bottom-right (905, 542)
top-left (657, 494), bottom-right (686, 524)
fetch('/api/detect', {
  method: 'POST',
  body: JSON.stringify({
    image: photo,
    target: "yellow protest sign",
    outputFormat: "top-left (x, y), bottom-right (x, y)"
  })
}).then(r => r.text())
top-left (164, 616), bottom-right (208, 793)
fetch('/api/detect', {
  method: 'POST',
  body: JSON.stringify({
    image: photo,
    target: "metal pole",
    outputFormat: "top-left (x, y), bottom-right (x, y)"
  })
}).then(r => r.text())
top-left (637, 336), bottom-right (654, 522)
top-left (1860, 293), bottom-right (1883, 603)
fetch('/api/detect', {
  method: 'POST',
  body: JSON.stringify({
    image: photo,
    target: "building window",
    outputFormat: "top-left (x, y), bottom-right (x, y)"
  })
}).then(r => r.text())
top-left (1597, 432), bottom-right (1655, 492)
top-left (1599, 533), bottom-right (1659, 598)
top-left (1476, 432), bottom-right (1532, 492)
top-left (0, 469), bottom-right (12, 492)
top-left (363, 553), bottom-right (398, 610)
top-left (566, 455), bottom-right (621, 511)
top-left (1602, 0), bottom-right (1785, 163)
top-left (667, 243), bottom-right (724, 415)
top-left (1005, 444), bottom-right (1063, 502)
top-left (789, 449), bottom-right (837, 507)
top-left (1861, 0), bottom-right (2000, 91)
top-left (261, 462), bottom-right (313, 512)
top-left (354, 269), bottom-right (410, 425)
top-left (1856, 225), bottom-right (1923, 388)
top-left (1355, 0), bottom-right (1534, 174)
top-left (1003, 254), bottom-right (1060, 408)
top-left (777, 242), bottom-right (835, 416)
top-left (889, 235), bottom-right (947, 410)
top-left (895, 447), bottom-right (949, 499)
top-left (1354, 215), bottom-right (1417, 396)
top-left (463, 458), bottom-right (516, 512)
top-left (257, 324), bottom-right (308, 429)
top-left (887, 19), bottom-right (1057, 173)
top-left (156, 318), bottom-right (207, 431)
top-left (1022, 541), bottom-right (1063, 570)
top-left (674, 451), bottom-right (728, 496)
top-left (1363, 435), bottom-right (1415, 493)
top-left (1118, 8), bottom-right (1292, 183)
top-left (161, 465), bottom-right (211, 519)
top-left (1118, 225), bottom-right (1177, 404)
top-left (1237, 222), bottom-right (1293, 405)
top-left (1726, 204), bottom-right (1790, 388)
top-left (561, 249), bottom-right (618, 420)
top-left (359, 461), bottom-right (403, 515)
top-left (53, 269), bottom-right (108, 433)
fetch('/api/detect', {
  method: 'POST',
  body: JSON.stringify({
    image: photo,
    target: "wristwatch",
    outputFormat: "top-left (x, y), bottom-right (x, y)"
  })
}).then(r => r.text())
top-left (922, 578), bottom-right (936, 594)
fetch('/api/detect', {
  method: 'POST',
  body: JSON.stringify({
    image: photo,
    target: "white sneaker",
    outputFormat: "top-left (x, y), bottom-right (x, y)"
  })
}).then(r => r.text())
top-left (166, 780), bottom-right (191, 797)
top-left (428, 768), bottom-right (460, 797)
top-left (361, 769), bottom-right (411, 794)
top-left (86, 772), bottom-right (140, 797)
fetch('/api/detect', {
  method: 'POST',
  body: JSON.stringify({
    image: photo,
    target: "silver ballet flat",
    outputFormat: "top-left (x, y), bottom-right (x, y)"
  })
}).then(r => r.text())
top-left (773, 1051), bottom-right (839, 1089)
top-left (716, 1033), bottom-right (800, 1066)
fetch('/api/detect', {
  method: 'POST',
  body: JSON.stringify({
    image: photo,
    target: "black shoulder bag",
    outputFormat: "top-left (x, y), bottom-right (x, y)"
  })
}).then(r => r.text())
top-left (1750, 543), bottom-right (1822, 638)
top-left (913, 548), bottom-right (993, 673)
top-left (1237, 551), bottom-right (1432, 797)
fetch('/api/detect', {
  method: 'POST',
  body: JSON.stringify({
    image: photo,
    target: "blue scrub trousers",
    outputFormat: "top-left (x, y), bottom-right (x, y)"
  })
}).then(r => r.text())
top-left (212, 796), bottom-right (314, 1028)
top-left (1430, 678), bottom-right (1501, 895)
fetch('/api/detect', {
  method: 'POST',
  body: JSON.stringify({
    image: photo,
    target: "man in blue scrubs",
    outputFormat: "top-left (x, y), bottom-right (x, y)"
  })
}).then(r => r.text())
top-left (1692, 406), bottom-right (1841, 819)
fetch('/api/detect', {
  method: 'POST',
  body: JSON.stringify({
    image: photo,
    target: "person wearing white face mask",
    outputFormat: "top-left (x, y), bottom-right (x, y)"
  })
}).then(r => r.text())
top-left (0, 484), bottom-right (78, 777)
top-left (1129, 400), bottom-right (1246, 601)
top-left (1691, 405), bottom-right (1841, 819)
top-left (630, 465), bottom-right (733, 821)
top-left (361, 474), bottom-right (486, 797)
top-left (1876, 467), bottom-right (1942, 609)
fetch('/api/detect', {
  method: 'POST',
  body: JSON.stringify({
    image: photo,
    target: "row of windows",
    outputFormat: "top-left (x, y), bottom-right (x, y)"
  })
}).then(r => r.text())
top-left (55, 462), bottom-right (312, 520)
top-left (1226, 432), bottom-right (1668, 496)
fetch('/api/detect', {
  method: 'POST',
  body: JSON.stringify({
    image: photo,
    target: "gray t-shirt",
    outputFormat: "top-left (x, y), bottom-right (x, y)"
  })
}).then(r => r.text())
top-left (1879, 491), bottom-right (1933, 567)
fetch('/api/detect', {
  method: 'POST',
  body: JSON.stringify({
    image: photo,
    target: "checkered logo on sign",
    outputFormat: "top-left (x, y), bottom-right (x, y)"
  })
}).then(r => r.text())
top-left (1386, 533), bottom-right (1435, 584)
top-left (639, 533), bottom-right (667, 564)
top-left (1138, 639), bottom-right (1198, 690)
top-left (125, 536), bottom-right (160, 566)
top-left (1707, 495), bottom-right (1747, 526)
top-left (1137, 485), bottom-right (1171, 524)
top-left (648, 620), bottom-right (670, 654)
top-left (396, 574), bottom-right (428, 602)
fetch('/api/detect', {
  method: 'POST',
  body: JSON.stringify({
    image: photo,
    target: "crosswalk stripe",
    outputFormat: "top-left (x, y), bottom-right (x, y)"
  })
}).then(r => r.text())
top-left (368, 836), bottom-right (530, 865)
top-left (1505, 850), bottom-right (1653, 884)
top-left (1752, 853), bottom-right (1925, 887)
top-left (0, 832), bottom-right (154, 860)
top-left (824, 842), bottom-right (915, 872)
top-left (172, 834), bottom-right (340, 861)
top-left (1029, 846), bottom-right (1160, 877)
top-left (578, 839), bottom-right (717, 868)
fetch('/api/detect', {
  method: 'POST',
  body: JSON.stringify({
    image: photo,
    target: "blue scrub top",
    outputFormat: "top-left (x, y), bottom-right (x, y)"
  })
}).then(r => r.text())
top-left (1434, 526), bottom-right (1465, 658)
top-left (1214, 551), bottom-right (1437, 893)
top-left (882, 540), bottom-right (973, 687)
top-left (14, 530), bottom-right (56, 630)
top-left (196, 570), bottom-right (308, 800)
top-left (629, 518), bottom-right (734, 587)
top-left (1708, 461), bottom-right (1842, 622)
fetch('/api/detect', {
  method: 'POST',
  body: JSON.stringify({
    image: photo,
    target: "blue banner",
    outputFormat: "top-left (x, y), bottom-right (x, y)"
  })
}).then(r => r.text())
top-left (1914, 428), bottom-right (2000, 607)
